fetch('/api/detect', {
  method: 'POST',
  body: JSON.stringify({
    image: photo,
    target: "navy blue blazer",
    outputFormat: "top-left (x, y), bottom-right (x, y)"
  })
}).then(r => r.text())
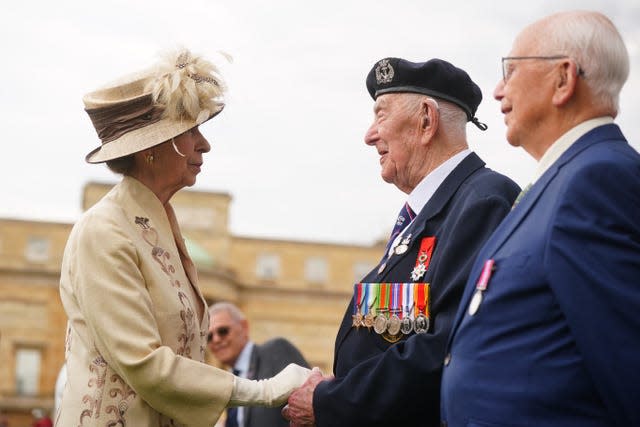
top-left (313, 153), bottom-right (520, 427)
top-left (441, 124), bottom-right (640, 427)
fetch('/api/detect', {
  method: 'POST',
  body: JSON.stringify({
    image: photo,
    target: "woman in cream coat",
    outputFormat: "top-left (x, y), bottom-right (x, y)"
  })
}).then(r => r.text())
top-left (56, 48), bottom-right (309, 427)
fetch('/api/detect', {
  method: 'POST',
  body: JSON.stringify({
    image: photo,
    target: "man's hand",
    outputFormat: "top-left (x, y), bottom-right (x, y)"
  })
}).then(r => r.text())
top-left (282, 368), bottom-right (332, 426)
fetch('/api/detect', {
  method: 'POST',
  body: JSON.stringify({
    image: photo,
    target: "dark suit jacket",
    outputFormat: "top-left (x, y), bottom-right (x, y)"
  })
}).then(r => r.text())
top-left (243, 338), bottom-right (309, 427)
top-left (441, 124), bottom-right (640, 427)
top-left (313, 153), bottom-right (520, 427)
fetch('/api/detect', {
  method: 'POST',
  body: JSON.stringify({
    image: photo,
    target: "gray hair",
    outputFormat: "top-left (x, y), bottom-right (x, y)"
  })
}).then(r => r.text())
top-left (540, 11), bottom-right (629, 114)
top-left (208, 302), bottom-right (246, 322)
top-left (400, 93), bottom-right (467, 137)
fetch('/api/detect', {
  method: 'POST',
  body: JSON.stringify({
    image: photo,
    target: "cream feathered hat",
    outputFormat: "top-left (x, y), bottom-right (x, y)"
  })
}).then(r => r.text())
top-left (83, 48), bottom-right (227, 163)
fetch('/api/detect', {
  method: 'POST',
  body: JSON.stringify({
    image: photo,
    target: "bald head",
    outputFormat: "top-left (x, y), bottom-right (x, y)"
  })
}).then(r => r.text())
top-left (521, 10), bottom-right (629, 116)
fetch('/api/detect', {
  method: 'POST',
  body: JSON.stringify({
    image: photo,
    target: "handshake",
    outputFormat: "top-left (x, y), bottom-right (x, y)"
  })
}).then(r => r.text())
top-left (229, 363), bottom-right (331, 426)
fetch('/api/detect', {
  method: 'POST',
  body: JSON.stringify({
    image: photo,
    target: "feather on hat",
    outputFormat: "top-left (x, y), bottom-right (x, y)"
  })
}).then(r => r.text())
top-left (83, 47), bottom-right (227, 163)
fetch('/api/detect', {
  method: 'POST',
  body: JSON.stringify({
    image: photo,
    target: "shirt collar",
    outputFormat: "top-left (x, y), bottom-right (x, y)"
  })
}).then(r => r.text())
top-left (533, 116), bottom-right (614, 183)
top-left (407, 149), bottom-right (472, 215)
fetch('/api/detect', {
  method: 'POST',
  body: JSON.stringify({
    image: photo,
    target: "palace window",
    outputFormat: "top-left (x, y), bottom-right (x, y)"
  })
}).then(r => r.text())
top-left (305, 257), bottom-right (328, 284)
top-left (15, 347), bottom-right (42, 395)
top-left (256, 253), bottom-right (280, 280)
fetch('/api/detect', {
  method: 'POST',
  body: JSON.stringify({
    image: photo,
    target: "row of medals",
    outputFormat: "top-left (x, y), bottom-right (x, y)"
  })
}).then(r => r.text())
top-left (353, 308), bottom-right (430, 337)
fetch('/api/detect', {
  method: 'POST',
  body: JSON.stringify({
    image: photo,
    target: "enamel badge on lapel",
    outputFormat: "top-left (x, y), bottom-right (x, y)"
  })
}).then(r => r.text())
top-left (394, 233), bottom-right (412, 255)
top-left (410, 236), bottom-right (436, 281)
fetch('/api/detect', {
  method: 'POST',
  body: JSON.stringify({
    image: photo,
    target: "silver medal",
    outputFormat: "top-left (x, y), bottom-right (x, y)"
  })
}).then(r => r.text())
top-left (373, 314), bottom-right (388, 334)
top-left (378, 262), bottom-right (387, 274)
top-left (387, 314), bottom-right (401, 336)
top-left (400, 317), bottom-right (413, 335)
top-left (414, 313), bottom-right (429, 333)
top-left (468, 290), bottom-right (483, 316)
top-left (394, 244), bottom-right (409, 255)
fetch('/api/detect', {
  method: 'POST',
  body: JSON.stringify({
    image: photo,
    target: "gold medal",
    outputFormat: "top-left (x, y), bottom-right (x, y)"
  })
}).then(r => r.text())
top-left (363, 312), bottom-right (375, 329)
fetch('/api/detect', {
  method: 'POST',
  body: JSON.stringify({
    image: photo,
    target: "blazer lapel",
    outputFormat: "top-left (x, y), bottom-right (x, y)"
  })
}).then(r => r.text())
top-left (447, 124), bottom-right (627, 344)
top-left (379, 153), bottom-right (486, 278)
top-left (335, 153), bottom-right (486, 356)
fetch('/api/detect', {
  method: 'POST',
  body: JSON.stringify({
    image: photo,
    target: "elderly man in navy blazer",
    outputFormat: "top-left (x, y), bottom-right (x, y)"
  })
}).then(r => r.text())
top-left (283, 58), bottom-right (520, 426)
top-left (441, 10), bottom-right (640, 427)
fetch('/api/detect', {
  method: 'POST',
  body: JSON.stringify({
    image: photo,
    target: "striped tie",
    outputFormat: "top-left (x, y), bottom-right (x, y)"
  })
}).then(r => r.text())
top-left (385, 202), bottom-right (416, 253)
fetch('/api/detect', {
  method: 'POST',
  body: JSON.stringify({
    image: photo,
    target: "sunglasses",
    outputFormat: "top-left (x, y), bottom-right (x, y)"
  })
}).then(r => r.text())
top-left (207, 326), bottom-right (230, 343)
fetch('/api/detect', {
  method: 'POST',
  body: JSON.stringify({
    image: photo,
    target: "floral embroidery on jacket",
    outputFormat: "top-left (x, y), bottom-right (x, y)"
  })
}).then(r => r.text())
top-left (79, 356), bottom-right (108, 425)
top-left (104, 373), bottom-right (137, 427)
top-left (135, 216), bottom-right (196, 357)
top-left (177, 292), bottom-right (196, 357)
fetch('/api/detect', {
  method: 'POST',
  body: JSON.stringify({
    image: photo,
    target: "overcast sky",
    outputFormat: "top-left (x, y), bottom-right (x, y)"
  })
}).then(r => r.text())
top-left (1, 0), bottom-right (638, 245)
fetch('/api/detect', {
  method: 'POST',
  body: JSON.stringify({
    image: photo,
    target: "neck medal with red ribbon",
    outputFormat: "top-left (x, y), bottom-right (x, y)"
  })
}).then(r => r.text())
top-left (414, 283), bottom-right (430, 333)
top-left (468, 259), bottom-right (495, 316)
top-left (411, 236), bottom-right (436, 281)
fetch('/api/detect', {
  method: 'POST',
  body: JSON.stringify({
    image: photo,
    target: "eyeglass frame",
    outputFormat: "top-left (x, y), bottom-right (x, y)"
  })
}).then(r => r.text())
top-left (501, 55), bottom-right (585, 82)
top-left (206, 326), bottom-right (231, 343)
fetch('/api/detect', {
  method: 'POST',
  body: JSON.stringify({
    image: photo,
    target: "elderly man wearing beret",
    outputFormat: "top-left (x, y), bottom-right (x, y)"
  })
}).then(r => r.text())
top-left (283, 57), bottom-right (520, 426)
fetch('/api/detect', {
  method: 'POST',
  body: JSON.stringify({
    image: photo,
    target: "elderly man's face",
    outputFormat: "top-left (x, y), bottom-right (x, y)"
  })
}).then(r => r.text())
top-left (493, 25), bottom-right (559, 156)
top-left (207, 310), bottom-right (249, 367)
top-left (364, 94), bottom-right (422, 193)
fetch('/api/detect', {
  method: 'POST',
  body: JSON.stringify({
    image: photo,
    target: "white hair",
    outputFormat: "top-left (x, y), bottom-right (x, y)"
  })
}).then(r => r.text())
top-left (209, 301), bottom-right (246, 322)
top-left (400, 93), bottom-right (467, 137)
top-left (540, 11), bottom-right (629, 114)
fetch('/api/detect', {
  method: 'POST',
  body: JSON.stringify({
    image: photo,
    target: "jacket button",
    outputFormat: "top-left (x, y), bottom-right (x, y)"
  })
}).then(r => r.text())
top-left (444, 353), bottom-right (451, 366)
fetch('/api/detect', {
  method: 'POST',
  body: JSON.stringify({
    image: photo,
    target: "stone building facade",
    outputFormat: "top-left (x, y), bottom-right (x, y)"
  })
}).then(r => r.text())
top-left (0, 182), bottom-right (384, 426)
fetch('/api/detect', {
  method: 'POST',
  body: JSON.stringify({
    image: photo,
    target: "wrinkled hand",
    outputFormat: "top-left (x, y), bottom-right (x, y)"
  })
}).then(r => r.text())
top-left (230, 363), bottom-right (311, 408)
top-left (282, 368), bottom-right (333, 427)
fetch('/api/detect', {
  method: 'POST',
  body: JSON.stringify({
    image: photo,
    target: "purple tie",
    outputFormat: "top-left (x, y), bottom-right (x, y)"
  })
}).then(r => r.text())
top-left (385, 202), bottom-right (416, 252)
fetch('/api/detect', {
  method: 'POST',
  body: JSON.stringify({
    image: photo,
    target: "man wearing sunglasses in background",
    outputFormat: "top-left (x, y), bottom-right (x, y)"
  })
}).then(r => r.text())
top-left (208, 302), bottom-right (309, 427)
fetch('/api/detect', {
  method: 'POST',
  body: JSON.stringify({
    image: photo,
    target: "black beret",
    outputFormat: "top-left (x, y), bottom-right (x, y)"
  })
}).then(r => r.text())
top-left (366, 57), bottom-right (487, 130)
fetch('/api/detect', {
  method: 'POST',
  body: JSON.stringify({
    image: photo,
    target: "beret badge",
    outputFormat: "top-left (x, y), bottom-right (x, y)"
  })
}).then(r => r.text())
top-left (375, 59), bottom-right (395, 84)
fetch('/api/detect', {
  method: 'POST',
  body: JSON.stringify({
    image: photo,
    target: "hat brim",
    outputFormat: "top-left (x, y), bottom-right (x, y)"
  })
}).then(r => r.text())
top-left (85, 105), bottom-right (224, 164)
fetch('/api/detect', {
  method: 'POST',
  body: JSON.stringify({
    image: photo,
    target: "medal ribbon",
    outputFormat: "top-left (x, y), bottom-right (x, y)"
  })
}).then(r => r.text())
top-left (353, 283), bottom-right (363, 317)
top-left (476, 259), bottom-right (495, 291)
top-left (390, 283), bottom-right (401, 315)
top-left (403, 283), bottom-right (414, 319)
top-left (414, 236), bottom-right (437, 270)
top-left (369, 283), bottom-right (379, 315)
top-left (415, 283), bottom-right (430, 316)
top-left (362, 283), bottom-right (370, 317)
top-left (378, 283), bottom-right (389, 314)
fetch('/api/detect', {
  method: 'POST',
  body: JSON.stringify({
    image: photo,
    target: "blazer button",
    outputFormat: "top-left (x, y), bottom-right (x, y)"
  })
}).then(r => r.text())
top-left (443, 353), bottom-right (451, 366)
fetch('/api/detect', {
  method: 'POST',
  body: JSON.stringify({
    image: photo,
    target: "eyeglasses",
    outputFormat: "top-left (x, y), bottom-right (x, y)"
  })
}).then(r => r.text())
top-left (501, 55), bottom-right (585, 82)
top-left (206, 326), bottom-right (231, 342)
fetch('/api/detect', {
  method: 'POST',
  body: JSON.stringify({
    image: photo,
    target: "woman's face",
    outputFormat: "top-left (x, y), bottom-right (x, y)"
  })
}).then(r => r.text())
top-left (151, 126), bottom-right (211, 195)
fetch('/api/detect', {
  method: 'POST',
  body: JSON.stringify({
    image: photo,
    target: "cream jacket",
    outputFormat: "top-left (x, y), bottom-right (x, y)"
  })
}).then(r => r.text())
top-left (57, 177), bottom-right (233, 427)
